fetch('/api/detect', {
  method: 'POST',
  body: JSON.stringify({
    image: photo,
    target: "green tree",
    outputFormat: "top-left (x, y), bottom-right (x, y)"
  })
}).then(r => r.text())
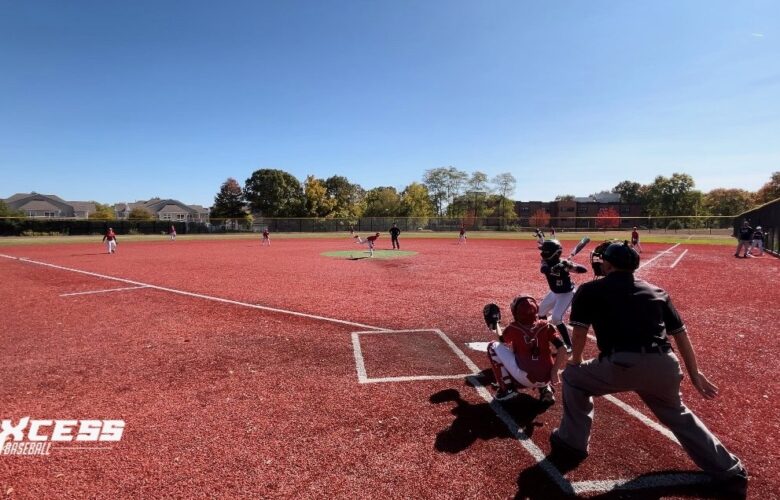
top-left (244, 169), bottom-right (305, 217)
top-left (555, 194), bottom-right (576, 202)
top-left (0, 200), bottom-right (23, 218)
top-left (324, 175), bottom-right (364, 218)
top-left (703, 189), bottom-right (755, 215)
top-left (467, 171), bottom-right (490, 218)
top-left (128, 207), bottom-right (154, 220)
top-left (89, 202), bottom-right (115, 220)
top-left (363, 187), bottom-right (402, 217)
top-left (492, 172), bottom-right (516, 220)
top-left (422, 166), bottom-right (468, 216)
top-left (400, 182), bottom-right (435, 218)
top-left (304, 175), bottom-right (334, 217)
top-left (612, 180), bottom-right (646, 204)
top-left (211, 178), bottom-right (248, 220)
top-left (645, 173), bottom-right (701, 217)
top-left (755, 171), bottom-right (780, 204)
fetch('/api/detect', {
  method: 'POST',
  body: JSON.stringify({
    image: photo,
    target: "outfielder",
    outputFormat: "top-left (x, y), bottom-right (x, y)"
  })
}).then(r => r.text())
top-left (458, 224), bottom-right (467, 244)
top-left (485, 296), bottom-right (567, 403)
top-left (169, 225), bottom-right (176, 241)
top-left (102, 227), bottom-right (118, 254)
top-left (538, 239), bottom-right (587, 348)
top-left (262, 228), bottom-right (271, 246)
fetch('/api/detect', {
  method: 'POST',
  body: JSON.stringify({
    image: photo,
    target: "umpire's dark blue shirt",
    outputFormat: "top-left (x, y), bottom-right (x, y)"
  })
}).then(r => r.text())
top-left (570, 271), bottom-right (685, 352)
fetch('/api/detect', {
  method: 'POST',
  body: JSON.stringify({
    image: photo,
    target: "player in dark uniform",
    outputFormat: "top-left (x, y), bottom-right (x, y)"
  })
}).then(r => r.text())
top-left (551, 241), bottom-right (747, 496)
top-left (538, 240), bottom-right (587, 349)
top-left (735, 220), bottom-right (753, 258)
top-left (389, 223), bottom-right (401, 250)
top-left (747, 225), bottom-right (765, 256)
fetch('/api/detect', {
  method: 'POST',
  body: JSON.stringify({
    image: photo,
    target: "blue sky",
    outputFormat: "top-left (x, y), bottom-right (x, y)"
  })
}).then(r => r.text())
top-left (1, 1), bottom-right (778, 206)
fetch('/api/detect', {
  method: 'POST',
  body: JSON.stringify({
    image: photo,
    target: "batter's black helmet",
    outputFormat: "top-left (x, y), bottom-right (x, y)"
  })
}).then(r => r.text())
top-left (539, 239), bottom-right (562, 261)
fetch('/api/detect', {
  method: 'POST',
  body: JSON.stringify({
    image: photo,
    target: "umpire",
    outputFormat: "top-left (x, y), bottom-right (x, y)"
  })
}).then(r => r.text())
top-left (389, 223), bottom-right (401, 250)
top-left (551, 241), bottom-right (747, 495)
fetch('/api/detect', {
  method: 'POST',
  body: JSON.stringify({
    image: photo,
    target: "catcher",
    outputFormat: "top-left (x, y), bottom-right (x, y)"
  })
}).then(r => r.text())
top-left (483, 296), bottom-right (568, 403)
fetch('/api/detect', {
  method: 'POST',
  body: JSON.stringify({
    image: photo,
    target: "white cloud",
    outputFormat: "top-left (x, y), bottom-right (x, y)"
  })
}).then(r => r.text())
top-left (751, 33), bottom-right (765, 37)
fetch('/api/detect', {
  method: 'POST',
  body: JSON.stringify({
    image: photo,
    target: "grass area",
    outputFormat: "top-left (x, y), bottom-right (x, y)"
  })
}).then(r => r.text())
top-left (321, 250), bottom-right (418, 260)
top-left (0, 230), bottom-right (736, 246)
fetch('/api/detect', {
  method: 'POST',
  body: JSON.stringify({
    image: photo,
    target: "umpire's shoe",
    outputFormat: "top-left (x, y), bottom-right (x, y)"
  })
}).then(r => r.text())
top-left (549, 430), bottom-right (588, 463)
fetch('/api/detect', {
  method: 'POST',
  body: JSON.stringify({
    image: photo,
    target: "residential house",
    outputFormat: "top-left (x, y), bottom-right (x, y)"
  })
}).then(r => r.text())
top-left (114, 198), bottom-right (209, 223)
top-left (2, 193), bottom-right (98, 219)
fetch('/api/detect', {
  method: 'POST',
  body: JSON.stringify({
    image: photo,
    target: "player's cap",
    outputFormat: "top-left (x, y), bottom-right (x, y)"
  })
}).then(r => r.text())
top-left (756, 226), bottom-right (762, 230)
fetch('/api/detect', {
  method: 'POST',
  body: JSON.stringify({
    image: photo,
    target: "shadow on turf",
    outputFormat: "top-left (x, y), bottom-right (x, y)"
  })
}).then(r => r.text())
top-left (515, 464), bottom-right (743, 500)
top-left (429, 376), bottom-right (550, 454)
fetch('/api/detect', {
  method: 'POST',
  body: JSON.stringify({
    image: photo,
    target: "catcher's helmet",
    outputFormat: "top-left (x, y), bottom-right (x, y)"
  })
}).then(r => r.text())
top-left (591, 240), bottom-right (639, 276)
top-left (510, 295), bottom-right (539, 326)
top-left (539, 239), bottom-right (562, 261)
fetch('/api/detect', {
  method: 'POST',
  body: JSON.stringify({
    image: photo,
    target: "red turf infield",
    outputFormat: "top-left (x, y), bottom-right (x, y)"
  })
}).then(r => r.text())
top-left (0, 237), bottom-right (778, 499)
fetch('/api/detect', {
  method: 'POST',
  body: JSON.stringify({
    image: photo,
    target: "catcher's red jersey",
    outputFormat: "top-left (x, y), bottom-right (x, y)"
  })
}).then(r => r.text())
top-left (501, 321), bottom-right (560, 383)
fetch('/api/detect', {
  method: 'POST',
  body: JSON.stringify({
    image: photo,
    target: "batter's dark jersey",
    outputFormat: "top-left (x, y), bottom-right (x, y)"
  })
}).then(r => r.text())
top-left (541, 259), bottom-right (576, 294)
top-left (570, 271), bottom-right (685, 353)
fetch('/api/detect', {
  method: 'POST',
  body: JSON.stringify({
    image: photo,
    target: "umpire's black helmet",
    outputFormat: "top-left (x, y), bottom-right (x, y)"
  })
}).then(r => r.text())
top-left (540, 239), bottom-right (562, 261)
top-left (602, 241), bottom-right (640, 272)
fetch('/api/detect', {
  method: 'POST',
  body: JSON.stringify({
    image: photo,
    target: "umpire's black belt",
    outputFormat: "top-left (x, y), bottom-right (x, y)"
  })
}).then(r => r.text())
top-left (601, 345), bottom-right (673, 357)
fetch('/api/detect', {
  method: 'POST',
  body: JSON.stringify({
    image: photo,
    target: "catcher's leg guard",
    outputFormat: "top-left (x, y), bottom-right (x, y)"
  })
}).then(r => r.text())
top-left (487, 342), bottom-right (513, 391)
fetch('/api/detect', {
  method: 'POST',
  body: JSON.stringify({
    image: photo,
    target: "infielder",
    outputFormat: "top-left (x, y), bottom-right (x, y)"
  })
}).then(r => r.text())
top-left (538, 240), bottom-right (587, 348)
top-left (102, 227), bottom-right (118, 254)
top-left (485, 296), bottom-right (567, 404)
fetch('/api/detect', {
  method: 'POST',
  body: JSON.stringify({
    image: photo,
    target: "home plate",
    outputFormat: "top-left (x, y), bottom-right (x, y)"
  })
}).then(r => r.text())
top-left (466, 341), bottom-right (490, 352)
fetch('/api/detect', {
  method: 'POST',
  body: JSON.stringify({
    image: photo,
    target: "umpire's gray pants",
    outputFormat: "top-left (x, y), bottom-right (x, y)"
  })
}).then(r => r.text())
top-left (558, 352), bottom-right (742, 478)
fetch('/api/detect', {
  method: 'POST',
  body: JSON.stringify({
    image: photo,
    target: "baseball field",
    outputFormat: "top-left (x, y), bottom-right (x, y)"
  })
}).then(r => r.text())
top-left (1, 234), bottom-right (777, 499)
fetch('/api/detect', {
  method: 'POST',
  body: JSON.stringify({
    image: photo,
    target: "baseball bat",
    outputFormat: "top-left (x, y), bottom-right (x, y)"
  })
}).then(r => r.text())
top-left (568, 236), bottom-right (591, 258)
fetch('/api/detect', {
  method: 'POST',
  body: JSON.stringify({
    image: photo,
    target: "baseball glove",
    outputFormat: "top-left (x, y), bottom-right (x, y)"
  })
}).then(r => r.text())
top-left (483, 303), bottom-right (501, 331)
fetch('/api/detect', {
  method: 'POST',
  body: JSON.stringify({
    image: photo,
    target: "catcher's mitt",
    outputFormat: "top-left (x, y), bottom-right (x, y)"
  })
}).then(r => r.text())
top-left (483, 303), bottom-right (501, 331)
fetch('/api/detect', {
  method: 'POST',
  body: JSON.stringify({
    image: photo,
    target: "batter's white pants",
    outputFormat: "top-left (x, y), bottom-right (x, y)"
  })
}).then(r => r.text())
top-left (538, 290), bottom-right (574, 325)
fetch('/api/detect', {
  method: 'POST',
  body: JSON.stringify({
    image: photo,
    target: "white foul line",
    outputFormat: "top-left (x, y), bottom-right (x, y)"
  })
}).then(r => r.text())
top-left (60, 285), bottom-right (149, 297)
top-left (670, 249), bottom-right (688, 268)
top-left (636, 243), bottom-right (680, 272)
top-left (0, 254), bottom-right (384, 332)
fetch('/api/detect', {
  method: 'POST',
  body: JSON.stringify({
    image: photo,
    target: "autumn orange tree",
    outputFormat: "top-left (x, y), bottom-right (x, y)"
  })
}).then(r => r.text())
top-left (529, 208), bottom-right (550, 228)
top-left (595, 207), bottom-right (621, 229)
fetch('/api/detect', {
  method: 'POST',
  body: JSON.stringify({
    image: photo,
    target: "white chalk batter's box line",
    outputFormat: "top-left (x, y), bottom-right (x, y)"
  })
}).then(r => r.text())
top-left (351, 329), bottom-right (481, 384)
